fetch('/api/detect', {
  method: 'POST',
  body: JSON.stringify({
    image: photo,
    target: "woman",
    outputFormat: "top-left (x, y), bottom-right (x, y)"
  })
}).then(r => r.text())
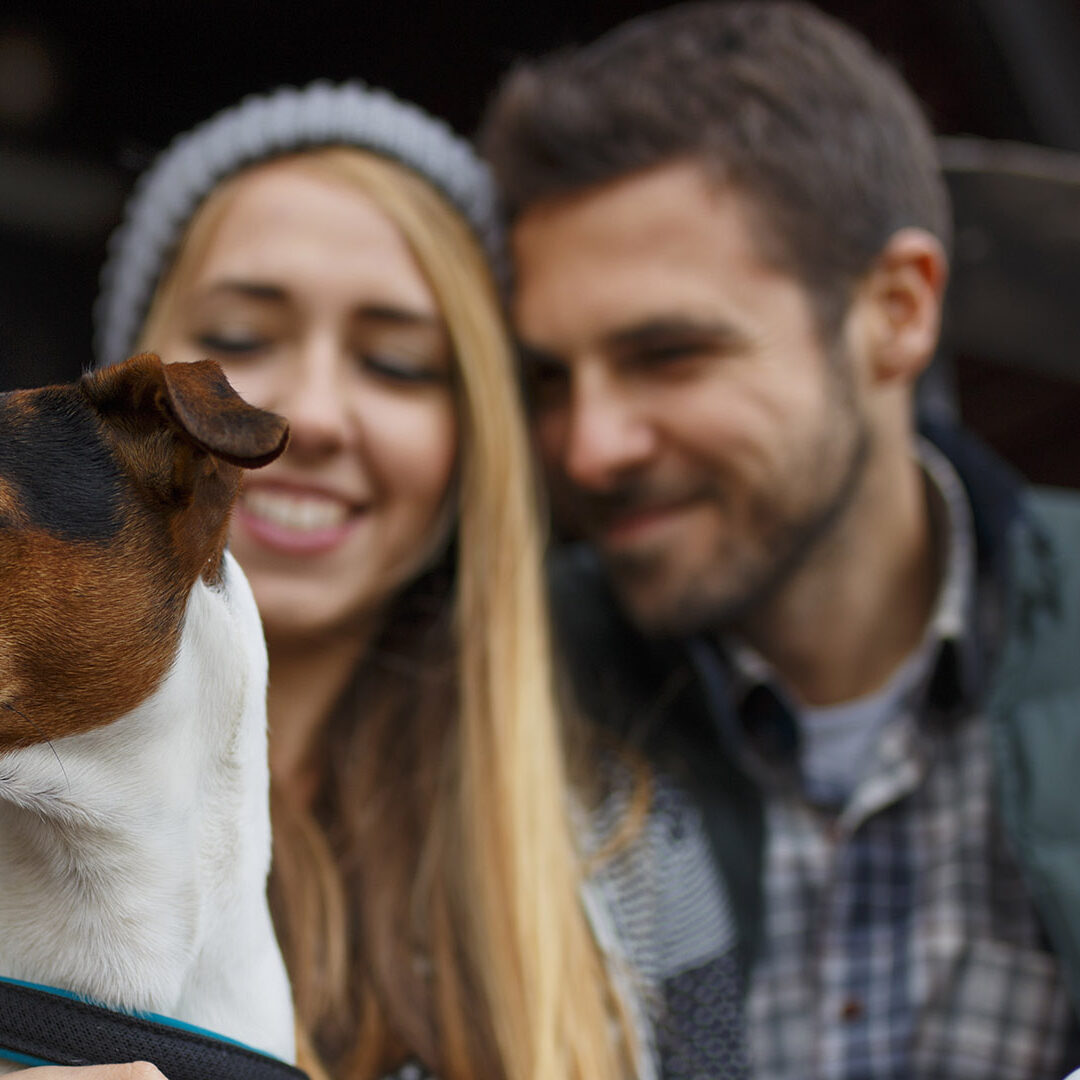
top-left (88, 81), bottom-right (640, 1080)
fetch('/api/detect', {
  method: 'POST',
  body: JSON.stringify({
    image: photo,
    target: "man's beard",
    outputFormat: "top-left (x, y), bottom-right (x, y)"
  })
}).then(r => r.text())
top-left (623, 423), bottom-right (872, 637)
top-left (577, 362), bottom-right (872, 638)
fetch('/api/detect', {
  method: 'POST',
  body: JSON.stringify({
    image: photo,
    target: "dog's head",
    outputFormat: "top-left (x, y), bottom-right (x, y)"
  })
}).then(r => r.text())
top-left (0, 353), bottom-right (288, 750)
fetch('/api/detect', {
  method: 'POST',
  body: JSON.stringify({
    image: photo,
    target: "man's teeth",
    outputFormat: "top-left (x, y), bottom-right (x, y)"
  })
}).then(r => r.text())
top-left (244, 490), bottom-right (351, 531)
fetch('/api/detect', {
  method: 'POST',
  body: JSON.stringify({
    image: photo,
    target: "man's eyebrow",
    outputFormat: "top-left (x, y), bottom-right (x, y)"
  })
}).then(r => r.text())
top-left (515, 317), bottom-right (747, 370)
top-left (604, 317), bottom-right (747, 350)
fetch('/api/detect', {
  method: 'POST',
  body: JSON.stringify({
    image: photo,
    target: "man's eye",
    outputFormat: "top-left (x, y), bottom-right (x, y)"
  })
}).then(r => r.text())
top-left (633, 342), bottom-right (706, 366)
top-left (524, 362), bottom-right (570, 410)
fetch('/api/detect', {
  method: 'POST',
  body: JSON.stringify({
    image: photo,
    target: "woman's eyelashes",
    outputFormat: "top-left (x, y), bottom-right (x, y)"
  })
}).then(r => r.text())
top-left (190, 323), bottom-right (450, 384)
top-left (196, 330), bottom-right (267, 356)
top-left (358, 351), bottom-right (449, 385)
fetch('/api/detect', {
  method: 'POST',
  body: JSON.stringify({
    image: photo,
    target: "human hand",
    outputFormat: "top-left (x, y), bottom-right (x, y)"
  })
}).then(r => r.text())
top-left (4, 1065), bottom-right (167, 1080)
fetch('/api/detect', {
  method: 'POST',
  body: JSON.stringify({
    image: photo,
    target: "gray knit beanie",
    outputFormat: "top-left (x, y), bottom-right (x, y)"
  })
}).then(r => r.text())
top-left (94, 79), bottom-right (503, 368)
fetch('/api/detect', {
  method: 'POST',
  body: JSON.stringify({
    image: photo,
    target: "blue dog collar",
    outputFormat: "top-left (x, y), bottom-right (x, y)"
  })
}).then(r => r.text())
top-left (0, 975), bottom-right (307, 1080)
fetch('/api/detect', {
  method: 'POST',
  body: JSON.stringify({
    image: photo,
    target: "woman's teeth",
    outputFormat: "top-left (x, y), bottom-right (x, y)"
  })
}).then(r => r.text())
top-left (244, 490), bottom-right (351, 531)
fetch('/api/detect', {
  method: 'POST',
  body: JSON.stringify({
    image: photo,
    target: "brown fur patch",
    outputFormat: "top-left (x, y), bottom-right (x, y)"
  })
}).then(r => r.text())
top-left (0, 519), bottom-right (185, 749)
top-left (0, 354), bottom-right (288, 749)
top-left (0, 479), bottom-right (23, 524)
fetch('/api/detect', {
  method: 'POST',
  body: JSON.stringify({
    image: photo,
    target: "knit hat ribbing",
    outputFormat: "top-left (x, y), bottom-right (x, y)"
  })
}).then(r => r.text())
top-left (94, 80), bottom-right (503, 368)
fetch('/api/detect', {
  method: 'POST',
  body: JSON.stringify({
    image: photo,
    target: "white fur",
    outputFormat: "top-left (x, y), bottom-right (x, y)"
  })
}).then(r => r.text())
top-left (0, 551), bottom-right (295, 1067)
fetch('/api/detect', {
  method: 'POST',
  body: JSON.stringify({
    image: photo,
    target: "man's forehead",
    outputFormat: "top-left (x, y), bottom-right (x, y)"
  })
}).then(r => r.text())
top-left (510, 165), bottom-right (798, 358)
top-left (512, 161), bottom-right (726, 253)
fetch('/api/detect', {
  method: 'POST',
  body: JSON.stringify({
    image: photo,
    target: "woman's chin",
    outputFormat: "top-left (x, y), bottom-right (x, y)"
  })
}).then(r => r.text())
top-left (259, 597), bottom-right (363, 648)
top-left (235, 565), bottom-right (387, 648)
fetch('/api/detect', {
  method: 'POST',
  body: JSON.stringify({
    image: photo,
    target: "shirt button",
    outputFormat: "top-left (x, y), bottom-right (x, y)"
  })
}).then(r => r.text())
top-left (840, 998), bottom-right (864, 1022)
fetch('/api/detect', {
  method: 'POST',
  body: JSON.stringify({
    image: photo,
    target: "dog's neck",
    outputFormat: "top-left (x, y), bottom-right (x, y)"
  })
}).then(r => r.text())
top-left (0, 554), bottom-right (293, 1061)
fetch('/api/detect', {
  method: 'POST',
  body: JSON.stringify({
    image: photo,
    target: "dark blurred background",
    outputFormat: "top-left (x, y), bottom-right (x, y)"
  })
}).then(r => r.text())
top-left (2, 0), bottom-right (1080, 485)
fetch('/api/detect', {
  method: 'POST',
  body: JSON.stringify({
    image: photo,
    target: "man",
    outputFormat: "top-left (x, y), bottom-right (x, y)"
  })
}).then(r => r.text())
top-left (480, 3), bottom-right (1080, 1077)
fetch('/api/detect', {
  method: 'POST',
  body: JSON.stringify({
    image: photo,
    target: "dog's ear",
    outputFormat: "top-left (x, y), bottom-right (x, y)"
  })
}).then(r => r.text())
top-left (159, 358), bottom-right (290, 467)
top-left (82, 353), bottom-right (289, 468)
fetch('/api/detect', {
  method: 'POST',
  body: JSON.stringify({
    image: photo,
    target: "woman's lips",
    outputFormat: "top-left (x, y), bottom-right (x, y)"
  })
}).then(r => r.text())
top-left (235, 486), bottom-right (365, 555)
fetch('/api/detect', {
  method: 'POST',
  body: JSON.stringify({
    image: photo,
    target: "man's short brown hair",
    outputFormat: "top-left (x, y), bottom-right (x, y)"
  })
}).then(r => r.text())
top-left (479, 0), bottom-right (951, 337)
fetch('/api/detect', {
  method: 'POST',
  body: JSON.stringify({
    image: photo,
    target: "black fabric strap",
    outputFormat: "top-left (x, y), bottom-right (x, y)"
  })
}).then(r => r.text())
top-left (0, 979), bottom-right (307, 1080)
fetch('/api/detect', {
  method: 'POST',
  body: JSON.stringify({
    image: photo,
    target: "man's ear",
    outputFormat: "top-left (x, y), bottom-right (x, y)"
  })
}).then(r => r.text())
top-left (848, 227), bottom-right (949, 387)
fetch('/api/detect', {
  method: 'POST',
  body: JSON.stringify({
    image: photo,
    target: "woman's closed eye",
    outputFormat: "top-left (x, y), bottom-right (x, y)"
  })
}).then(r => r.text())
top-left (359, 352), bottom-right (450, 386)
top-left (196, 331), bottom-right (269, 356)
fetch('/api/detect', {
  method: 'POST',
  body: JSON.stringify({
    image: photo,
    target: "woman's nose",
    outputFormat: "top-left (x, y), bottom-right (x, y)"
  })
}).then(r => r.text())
top-left (277, 341), bottom-right (352, 458)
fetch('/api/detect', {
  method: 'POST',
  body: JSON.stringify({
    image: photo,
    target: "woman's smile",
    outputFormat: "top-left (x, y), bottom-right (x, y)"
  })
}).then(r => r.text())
top-left (236, 482), bottom-right (367, 555)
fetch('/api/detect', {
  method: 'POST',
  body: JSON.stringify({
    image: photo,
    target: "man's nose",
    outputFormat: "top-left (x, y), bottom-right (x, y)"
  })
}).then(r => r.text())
top-left (561, 374), bottom-right (657, 492)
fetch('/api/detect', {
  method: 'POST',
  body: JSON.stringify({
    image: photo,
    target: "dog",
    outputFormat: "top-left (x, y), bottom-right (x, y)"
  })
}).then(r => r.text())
top-left (0, 354), bottom-right (295, 1072)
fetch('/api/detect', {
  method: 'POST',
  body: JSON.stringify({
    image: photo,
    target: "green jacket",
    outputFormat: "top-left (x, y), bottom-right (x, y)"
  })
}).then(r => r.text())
top-left (550, 423), bottom-right (1080, 1015)
top-left (989, 483), bottom-right (1080, 1013)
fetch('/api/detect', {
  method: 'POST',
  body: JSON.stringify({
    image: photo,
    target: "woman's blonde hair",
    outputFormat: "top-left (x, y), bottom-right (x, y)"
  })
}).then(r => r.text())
top-left (140, 147), bottom-right (632, 1080)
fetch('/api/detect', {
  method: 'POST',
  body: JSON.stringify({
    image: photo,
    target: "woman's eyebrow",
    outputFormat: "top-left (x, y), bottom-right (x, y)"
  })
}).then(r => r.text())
top-left (355, 303), bottom-right (444, 328)
top-left (198, 288), bottom-right (445, 334)
top-left (204, 280), bottom-right (286, 301)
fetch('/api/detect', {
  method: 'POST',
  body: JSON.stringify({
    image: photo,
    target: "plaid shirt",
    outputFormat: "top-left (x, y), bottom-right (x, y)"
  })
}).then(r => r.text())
top-left (382, 768), bottom-right (751, 1080)
top-left (381, 754), bottom-right (751, 1080)
top-left (711, 442), bottom-right (1077, 1080)
top-left (585, 766), bottom-right (750, 1080)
